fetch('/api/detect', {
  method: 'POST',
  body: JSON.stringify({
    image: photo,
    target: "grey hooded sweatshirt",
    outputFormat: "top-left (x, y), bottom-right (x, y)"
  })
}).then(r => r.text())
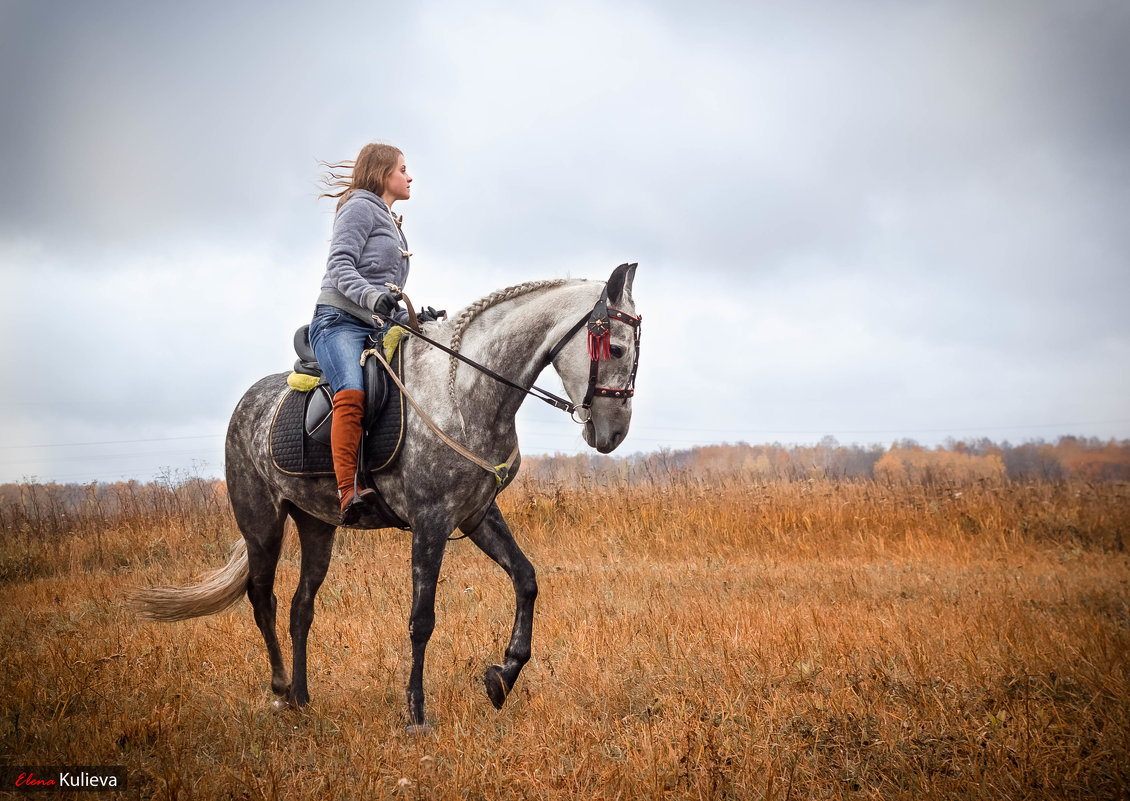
top-left (316, 189), bottom-right (410, 325)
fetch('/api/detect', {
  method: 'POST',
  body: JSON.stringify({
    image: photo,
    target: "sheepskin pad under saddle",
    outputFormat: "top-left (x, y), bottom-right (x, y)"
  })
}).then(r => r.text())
top-left (269, 326), bottom-right (407, 477)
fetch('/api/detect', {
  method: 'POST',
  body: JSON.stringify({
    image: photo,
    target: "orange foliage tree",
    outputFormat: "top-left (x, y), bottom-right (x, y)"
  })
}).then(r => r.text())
top-left (875, 444), bottom-right (1007, 485)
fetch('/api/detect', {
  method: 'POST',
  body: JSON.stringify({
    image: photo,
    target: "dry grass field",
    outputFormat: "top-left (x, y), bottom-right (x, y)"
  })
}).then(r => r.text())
top-left (1, 476), bottom-right (1128, 799)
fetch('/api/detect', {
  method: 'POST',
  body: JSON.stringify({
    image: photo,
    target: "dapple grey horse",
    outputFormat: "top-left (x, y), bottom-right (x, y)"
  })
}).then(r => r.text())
top-left (132, 263), bottom-right (640, 731)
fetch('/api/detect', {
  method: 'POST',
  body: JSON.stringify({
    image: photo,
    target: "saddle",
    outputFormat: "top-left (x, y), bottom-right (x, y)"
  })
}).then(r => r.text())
top-left (291, 325), bottom-right (389, 445)
top-left (270, 326), bottom-right (407, 493)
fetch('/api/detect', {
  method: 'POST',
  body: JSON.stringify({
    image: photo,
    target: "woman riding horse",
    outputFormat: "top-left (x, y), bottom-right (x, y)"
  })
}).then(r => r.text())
top-left (133, 264), bottom-right (641, 730)
top-left (310, 143), bottom-right (437, 525)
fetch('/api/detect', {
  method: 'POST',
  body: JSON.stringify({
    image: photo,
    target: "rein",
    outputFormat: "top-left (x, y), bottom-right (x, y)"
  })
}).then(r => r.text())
top-left (383, 317), bottom-right (579, 414)
top-left (362, 346), bottom-right (519, 488)
top-left (384, 284), bottom-right (642, 421)
top-left (365, 282), bottom-right (641, 492)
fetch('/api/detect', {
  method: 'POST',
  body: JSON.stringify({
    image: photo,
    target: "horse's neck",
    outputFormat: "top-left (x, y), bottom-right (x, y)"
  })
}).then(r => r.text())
top-left (453, 281), bottom-right (600, 424)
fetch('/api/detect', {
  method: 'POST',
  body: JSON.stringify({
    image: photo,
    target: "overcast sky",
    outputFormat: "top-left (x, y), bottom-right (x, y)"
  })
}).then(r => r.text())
top-left (2, 0), bottom-right (1128, 484)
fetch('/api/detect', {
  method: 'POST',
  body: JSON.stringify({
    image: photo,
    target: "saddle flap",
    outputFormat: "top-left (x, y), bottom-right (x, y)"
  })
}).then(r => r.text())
top-left (304, 384), bottom-right (334, 446)
top-left (301, 366), bottom-right (388, 447)
top-left (363, 332), bottom-right (389, 425)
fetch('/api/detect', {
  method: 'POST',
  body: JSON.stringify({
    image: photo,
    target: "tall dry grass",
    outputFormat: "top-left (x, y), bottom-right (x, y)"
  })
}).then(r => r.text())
top-left (1, 476), bottom-right (1127, 799)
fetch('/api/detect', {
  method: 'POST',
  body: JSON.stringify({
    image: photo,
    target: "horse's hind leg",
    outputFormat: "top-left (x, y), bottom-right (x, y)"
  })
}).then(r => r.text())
top-left (287, 509), bottom-right (336, 708)
top-left (462, 502), bottom-right (538, 710)
top-left (228, 473), bottom-right (291, 700)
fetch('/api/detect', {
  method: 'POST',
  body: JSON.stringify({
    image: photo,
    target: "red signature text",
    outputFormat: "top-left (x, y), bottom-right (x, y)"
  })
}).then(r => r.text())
top-left (15, 772), bottom-right (57, 787)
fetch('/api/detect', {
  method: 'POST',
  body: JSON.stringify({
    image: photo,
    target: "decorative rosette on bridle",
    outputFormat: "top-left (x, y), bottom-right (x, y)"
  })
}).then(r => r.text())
top-left (587, 291), bottom-right (613, 361)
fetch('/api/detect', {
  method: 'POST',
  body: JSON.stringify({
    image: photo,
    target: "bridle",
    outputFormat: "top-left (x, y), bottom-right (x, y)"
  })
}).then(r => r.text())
top-left (387, 282), bottom-right (642, 422)
top-left (545, 283), bottom-right (642, 422)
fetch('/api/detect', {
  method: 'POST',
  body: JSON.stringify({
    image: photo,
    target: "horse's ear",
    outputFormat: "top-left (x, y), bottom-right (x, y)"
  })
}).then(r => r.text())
top-left (607, 262), bottom-right (638, 304)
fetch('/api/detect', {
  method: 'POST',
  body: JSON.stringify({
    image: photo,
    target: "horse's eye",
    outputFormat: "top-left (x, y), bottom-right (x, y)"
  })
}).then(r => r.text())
top-left (610, 345), bottom-right (625, 359)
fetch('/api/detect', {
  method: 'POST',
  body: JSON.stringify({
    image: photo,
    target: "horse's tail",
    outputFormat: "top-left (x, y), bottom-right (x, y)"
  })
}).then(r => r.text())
top-left (129, 538), bottom-right (249, 622)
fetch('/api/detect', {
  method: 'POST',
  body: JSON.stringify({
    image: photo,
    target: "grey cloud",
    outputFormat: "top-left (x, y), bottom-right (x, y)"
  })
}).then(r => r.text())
top-left (0, 0), bottom-right (416, 251)
top-left (403, 0), bottom-right (1130, 292)
top-left (2, 0), bottom-right (1128, 482)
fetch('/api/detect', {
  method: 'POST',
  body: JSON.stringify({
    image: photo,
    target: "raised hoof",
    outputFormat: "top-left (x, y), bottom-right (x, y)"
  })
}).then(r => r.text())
top-left (405, 722), bottom-right (433, 736)
top-left (484, 664), bottom-right (508, 710)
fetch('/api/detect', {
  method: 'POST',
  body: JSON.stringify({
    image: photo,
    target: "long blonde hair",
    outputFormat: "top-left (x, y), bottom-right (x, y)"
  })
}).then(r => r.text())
top-left (318, 143), bottom-right (403, 210)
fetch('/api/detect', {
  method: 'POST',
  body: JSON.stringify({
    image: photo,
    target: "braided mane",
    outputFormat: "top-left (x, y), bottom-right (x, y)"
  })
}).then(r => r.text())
top-left (445, 278), bottom-right (571, 412)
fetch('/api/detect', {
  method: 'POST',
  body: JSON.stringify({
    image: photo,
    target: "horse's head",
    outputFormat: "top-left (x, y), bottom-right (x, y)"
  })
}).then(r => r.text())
top-left (551, 263), bottom-right (640, 454)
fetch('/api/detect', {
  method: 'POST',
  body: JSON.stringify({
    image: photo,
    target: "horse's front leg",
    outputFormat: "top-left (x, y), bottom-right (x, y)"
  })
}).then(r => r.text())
top-left (461, 502), bottom-right (538, 710)
top-left (405, 524), bottom-right (449, 733)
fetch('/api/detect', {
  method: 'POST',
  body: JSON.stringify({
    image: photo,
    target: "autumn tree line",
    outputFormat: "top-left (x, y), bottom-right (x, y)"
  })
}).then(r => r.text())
top-left (1, 436), bottom-right (1127, 537)
top-left (518, 435), bottom-right (1130, 485)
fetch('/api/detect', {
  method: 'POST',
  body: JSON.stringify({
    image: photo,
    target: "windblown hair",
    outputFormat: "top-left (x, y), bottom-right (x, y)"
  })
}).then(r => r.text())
top-left (446, 279), bottom-right (570, 410)
top-left (318, 143), bottom-right (403, 210)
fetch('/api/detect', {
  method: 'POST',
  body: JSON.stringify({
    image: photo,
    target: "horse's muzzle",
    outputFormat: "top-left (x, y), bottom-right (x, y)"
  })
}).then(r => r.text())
top-left (584, 418), bottom-right (627, 454)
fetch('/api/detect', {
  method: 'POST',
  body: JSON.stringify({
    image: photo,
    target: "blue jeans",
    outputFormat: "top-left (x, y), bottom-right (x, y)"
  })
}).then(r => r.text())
top-left (309, 305), bottom-right (380, 394)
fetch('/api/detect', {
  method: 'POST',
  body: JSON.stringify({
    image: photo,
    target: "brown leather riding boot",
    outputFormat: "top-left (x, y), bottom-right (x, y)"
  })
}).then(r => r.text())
top-left (331, 389), bottom-right (375, 524)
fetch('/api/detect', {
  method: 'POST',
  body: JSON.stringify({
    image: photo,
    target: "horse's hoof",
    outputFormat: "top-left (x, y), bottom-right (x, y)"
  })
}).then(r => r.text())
top-left (405, 722), bottom-right (433, 736)
top-left (270, 697), bottom-right (293, 713)
top-left (484, 664), bottom-right (508, 710)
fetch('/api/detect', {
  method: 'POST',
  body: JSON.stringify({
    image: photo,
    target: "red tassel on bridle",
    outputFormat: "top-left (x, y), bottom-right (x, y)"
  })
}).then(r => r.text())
top-left (586, 292), bottom-right (613, 361)
top-left (588, 329), bottom-right (612, 361)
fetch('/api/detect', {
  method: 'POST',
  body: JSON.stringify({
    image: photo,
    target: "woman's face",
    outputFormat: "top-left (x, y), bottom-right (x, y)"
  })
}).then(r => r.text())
top-left (383, 155), bottom-right (412, 204)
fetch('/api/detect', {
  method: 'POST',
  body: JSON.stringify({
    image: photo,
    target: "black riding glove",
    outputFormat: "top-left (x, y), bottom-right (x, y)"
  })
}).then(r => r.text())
top-left (417, 306), bottom-right (447, 323)
top-left (371, 292), bottom-right (400, 320)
